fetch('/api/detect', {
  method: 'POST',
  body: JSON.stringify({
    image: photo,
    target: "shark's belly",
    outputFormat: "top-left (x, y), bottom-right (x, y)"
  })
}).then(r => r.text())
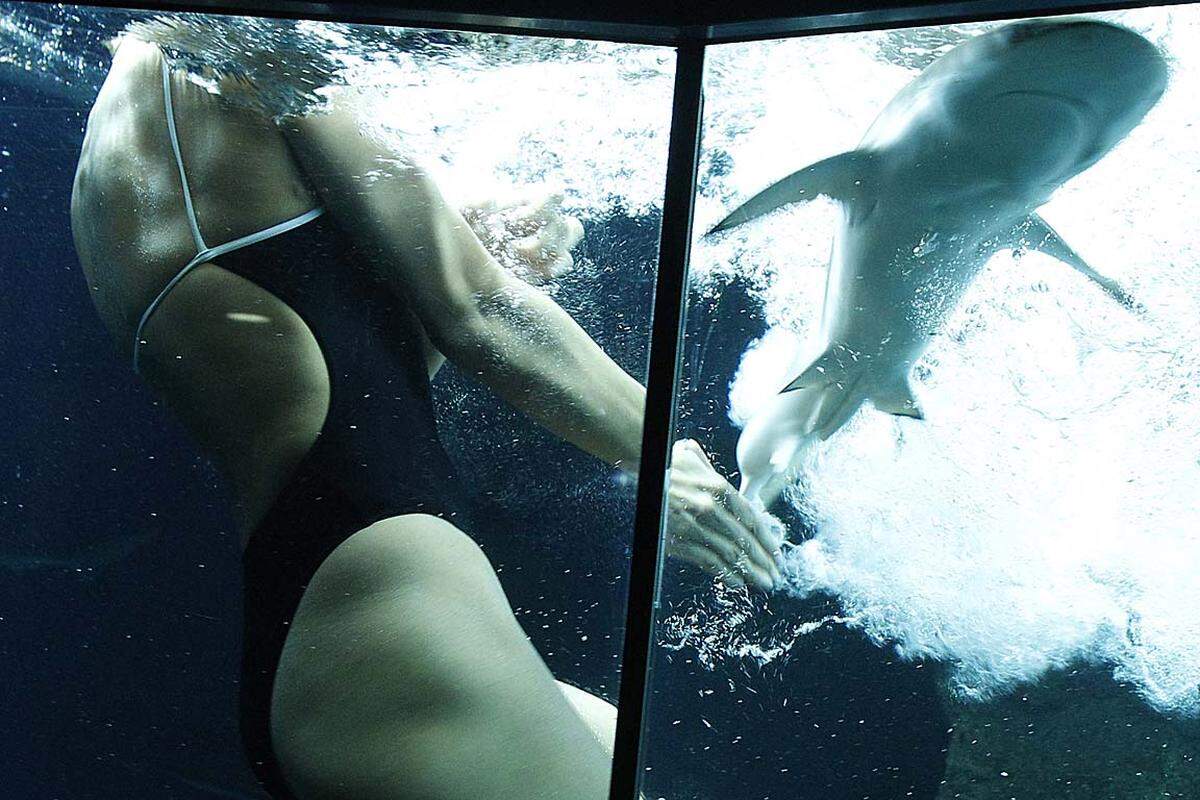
top-left (820, 218), bottom-right (995, 372)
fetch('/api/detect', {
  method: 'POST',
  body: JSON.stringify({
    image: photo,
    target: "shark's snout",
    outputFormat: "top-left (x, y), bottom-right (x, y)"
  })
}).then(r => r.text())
top-left (1004, 18), bottom-right (1118, 45)
top-left (1006, 18), bottom-right (1167, 90)
top-left (983, 19), bottom-right (1168, 174)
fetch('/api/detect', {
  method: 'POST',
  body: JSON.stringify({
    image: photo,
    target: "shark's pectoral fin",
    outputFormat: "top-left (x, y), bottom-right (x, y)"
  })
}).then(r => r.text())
top-left (1006, 213), bottom-right (1140, 311)
top-left (871, 378), bottom-right (924, 420)
top-left (707, 150), bottom-right (875, 235)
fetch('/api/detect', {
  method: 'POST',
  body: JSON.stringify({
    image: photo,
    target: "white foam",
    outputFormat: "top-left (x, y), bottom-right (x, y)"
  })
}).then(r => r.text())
top-left (700, 8), bottom-right (1200, 715)
top-left (344, 41), bottom-right (675, 219)
top-left (0, 8), bottom-right (675, 221)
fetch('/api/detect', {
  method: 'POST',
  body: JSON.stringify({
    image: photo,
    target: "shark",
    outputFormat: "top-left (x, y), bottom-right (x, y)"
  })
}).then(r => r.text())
top-left (709, 19), bottom-right (1168, 506)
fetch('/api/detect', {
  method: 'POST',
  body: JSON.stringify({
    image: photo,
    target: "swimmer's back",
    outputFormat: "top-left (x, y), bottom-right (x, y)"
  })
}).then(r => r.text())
top-left (73, 40), bottom-right (471, 797)
top-left (72, 38), bottom-right (332, 530)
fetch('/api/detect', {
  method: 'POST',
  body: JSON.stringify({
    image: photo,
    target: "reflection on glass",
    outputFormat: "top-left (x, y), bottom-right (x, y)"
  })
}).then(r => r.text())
top-left (0, 3), bottom-right (673, 798)
top-left (642, 8), bottom-right (1200, 800)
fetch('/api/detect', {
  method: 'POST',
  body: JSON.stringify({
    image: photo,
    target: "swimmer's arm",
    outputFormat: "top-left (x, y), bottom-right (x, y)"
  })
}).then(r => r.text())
top-left (282, 100), bottom-right (644, 469)
top-left (420, 195), bottom-right (583, 381)
top-left (283, 100), bottom-right (780, 589)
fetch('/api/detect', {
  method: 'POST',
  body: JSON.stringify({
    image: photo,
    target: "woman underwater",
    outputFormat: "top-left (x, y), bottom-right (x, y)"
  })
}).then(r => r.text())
top-left (70, 23), bottom-right (781, 800)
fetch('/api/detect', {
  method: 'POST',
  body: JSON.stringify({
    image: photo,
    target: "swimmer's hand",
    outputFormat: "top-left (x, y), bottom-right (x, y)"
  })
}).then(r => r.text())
top-left (461, 190), bottom-right (584, 285)
top-left (666, 439), bottom-right (784, 592)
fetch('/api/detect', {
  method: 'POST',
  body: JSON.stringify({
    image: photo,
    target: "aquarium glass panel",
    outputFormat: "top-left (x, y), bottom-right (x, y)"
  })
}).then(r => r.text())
top-left (0, 2), bottom-right (675, 796)
top-left (638, 7), bottom-right (1200, 799)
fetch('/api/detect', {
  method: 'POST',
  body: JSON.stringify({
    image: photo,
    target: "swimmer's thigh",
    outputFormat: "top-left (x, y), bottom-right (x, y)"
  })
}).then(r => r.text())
top-left (556, 681), bottom-right (618, 754)
top-left (270, 513), bottom-right (613, 800)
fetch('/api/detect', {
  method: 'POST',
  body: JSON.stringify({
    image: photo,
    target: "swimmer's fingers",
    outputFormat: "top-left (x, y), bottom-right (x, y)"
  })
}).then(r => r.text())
top-left (670, 485), bottom-right (778, 583)
top-left (558, 213), bottom-right (584, 251)
top-left (671, 540), bottom-right (749, 590)
top-left (714, 479), bottom-right (786, 558)
top-left (459, 197), bottom-right (498, 219)
top-left (512, 237), bottom-right (570, 284)
top-left (514, 224), bottom-right (580, 282)
top-left (693, 522), bottom-right (777, 590)
top-left (670, 439), bottom-right (782, 585)
top-left (684, 437), bottom-right (785, 554)
top-left (460, 191), bottom-right (559, 240)
top-left (547, 252), bottom-right (576, 280)
top-left (667, 499), bottom-right (776, 591)
top-left (503, 191), bottom-right (567, 237)
top-left (514, 230), bottom-right (575, 264)
top-left (698, 496), bottom-right (781, 588)
top-left (532, 208), bottom-right (583, 253)
top-left (525, 191), bottom-right (566, 227)
top-left (517, 193), bottom-right (582, 246)
top-left (685, 531), bottom-right (772, 591)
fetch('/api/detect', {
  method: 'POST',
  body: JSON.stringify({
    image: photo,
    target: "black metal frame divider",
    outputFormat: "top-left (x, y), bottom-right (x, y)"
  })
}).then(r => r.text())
top-left (14, 0), bottom-right (1194, 797)
top-left (609, 38), bottom-right (703, 800)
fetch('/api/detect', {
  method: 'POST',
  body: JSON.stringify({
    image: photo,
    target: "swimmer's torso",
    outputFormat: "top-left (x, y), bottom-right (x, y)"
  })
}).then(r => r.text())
top-left (72, 38), bottom-right (333, 532)
top-left (74, 41), bottom-right (474, 796)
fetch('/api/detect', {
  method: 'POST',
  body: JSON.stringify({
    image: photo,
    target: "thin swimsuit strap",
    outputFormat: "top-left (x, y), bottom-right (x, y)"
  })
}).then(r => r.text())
top-left (132, 58), bottom-right (325, 374)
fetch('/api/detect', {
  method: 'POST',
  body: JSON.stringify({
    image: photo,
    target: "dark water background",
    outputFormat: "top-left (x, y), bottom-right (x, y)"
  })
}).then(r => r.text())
top-left (0, 34), bottom-right (949, 800)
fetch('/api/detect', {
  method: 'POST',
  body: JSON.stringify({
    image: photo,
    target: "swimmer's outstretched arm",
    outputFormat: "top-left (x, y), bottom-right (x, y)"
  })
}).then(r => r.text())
top-left (284, 95), bottom-right (644, 469)
top-left (420, 192), bottom-right (585, 380)
top-left (283, 94), bottom-right (781, 589)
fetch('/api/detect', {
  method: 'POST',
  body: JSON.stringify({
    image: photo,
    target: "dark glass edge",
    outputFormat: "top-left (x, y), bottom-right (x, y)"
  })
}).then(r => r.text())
top-left (10, 0), bottom-right (1195, 43)
top-left (608, 41), bottom-right (704, 800)
top-left (693, 0), bottom-right (1195, 43)
top-left (6, 0), bottom-right (682, 43)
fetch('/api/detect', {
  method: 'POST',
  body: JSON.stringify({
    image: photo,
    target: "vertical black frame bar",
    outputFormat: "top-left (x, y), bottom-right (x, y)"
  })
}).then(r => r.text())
top-left (609, 39), bottom-right (706, 800)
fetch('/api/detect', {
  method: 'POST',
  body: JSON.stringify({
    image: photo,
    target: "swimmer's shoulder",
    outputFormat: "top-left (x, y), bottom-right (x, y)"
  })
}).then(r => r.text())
top-left (103, 34), bottom-right (166, 88)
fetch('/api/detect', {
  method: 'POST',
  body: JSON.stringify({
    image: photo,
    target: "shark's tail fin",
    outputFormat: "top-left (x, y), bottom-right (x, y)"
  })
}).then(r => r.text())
top-left (736, 346), bottom-right (924, 506)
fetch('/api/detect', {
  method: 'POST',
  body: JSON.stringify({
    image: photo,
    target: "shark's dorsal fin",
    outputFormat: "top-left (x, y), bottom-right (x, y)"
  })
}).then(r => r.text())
top-left (707, 150), bottom-right (875, 235)
top-left (1005, 214), bottom-right (1139, 310)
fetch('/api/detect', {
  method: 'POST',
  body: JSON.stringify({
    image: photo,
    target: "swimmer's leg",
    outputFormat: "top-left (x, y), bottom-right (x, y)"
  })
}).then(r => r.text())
top-left (271, 514), bottom-right (614, 800)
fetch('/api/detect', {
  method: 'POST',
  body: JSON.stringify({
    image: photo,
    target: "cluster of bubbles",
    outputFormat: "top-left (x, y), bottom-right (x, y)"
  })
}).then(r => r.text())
top-left (658, 580), bottom-right (856, 670)
top-left (0, 1), bottom-right (674, 217)
top-left (0, 3), bottom-right (116, 105)
top-left (677, 7), bottom-right (1200, 716)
